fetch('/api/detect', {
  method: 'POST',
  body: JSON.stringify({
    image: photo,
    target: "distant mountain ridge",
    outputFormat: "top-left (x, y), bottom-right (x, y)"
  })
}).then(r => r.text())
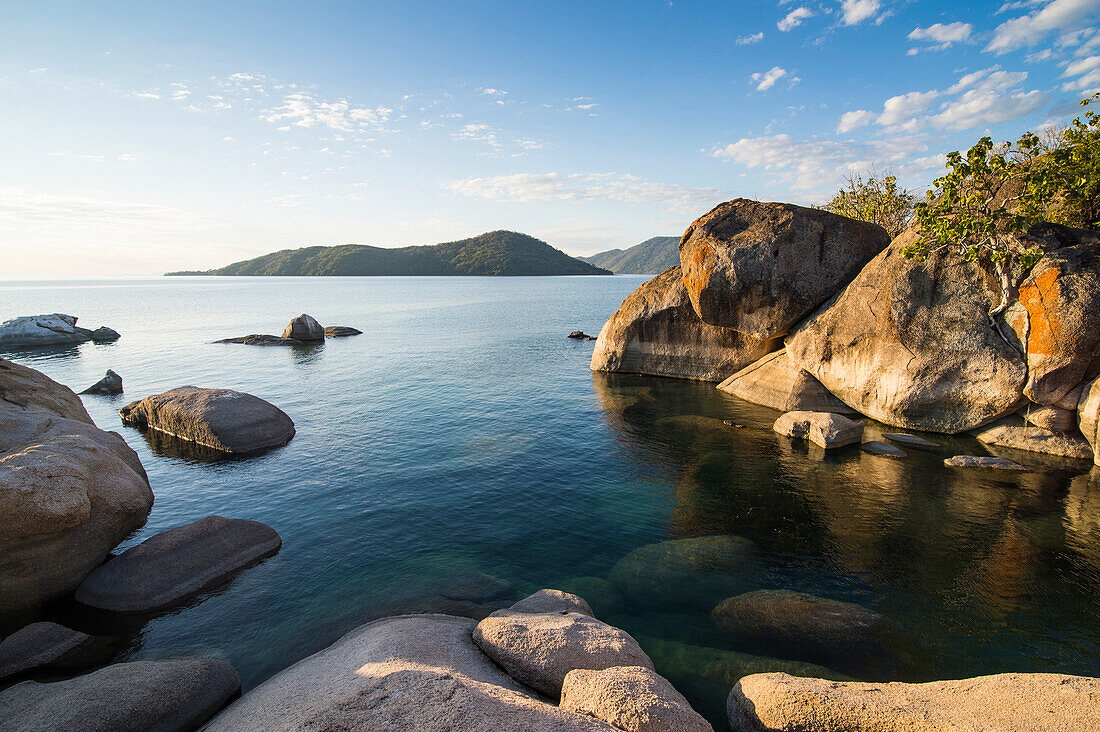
top-left (581, 236), bottom-right (680, 274)
top-left (167, 231), bottom-right (611, 277)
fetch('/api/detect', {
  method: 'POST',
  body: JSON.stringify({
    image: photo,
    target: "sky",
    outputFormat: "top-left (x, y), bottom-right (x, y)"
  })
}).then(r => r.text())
top-left (1, 0), bottom-right (1098, 278)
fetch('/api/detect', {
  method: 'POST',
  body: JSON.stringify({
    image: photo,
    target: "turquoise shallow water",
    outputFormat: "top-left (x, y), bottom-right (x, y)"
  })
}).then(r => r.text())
top-left (3, 275), bottom-right (1100, 725)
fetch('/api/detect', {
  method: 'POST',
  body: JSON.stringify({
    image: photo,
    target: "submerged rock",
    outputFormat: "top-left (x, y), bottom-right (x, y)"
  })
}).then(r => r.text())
top-left (119, 386), bottom-right (295, 455)
top-left (711, 590), bottom-right (880, 664)
top-left (75, 515), bottom-right (281, 612)
top-left (0, 314), bottom-right (117, 348)
top-left (727, 671), bottom-right (1100, 732)
top-left (0, 622), bottom-right (91, 682)
top-left (473, 609), bottom-right (653, 698)
top-left (773, 411), bottom-right (863, 449)
top-left (944, 455), bottom-right (1026, 471)
top-left (0, 657), bottom-right (240, 732)
top-left (608, 535), bottom-right (759, 610)
top-left (568, 331), bottom-right (596, 340)
top-left (679, 199), bottom-right (889, 339)
top-left (438, 571), bottom-right (515, 604)
top-left (972, 416), bottom-right (1094, 460)
top-left (216, 334), bottom-right (304, 346)
top-left (1, 358), bottom-right (152, 615)
top-left (861, 440), bottom-right (906, 458)
top-left (508, 589), bottom-right (594, 617)
top-left (323, 326), bottom-right (362, 337)
top-left (561, 665), bottom-right (713, 732)
top-left (89, 326), bottom-right (121, 342)
top-left (590, 266), bottom-right (777, 382)
top-left (282, 313), bottom-right (324, 342)
top-left (80, 369), bottom-right (123, 395)
top-left (557, 577), bottom-right (625, 617)
top-left (717, 349), bottom-right (854, 414)
top-left (204, 614), bottom-right (615, 731)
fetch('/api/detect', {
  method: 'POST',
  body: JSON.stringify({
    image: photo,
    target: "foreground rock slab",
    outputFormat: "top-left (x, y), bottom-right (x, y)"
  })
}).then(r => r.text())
top-left (80, 369), bottom-right (123, 395)
top-left (282, 313), bottom-right (324, 342)
top-left (205, 614), bottom-right (615, 731)
top-left (76, 515), bottom-right (281, 612)
top-left (944, 455), bottom-right (1026, 471)
top-left (727, 671), bottom-right (1100, 732)
top-left (0, 657), bottom-right (240, 732)
top-left (473, 610), bottom-right (654, 698)
top-left (561, 665), bottom-right (713, 732)
top-left (0, 622), bottom-right (90, 681)
top-left (717, 349), bottom-right (854, 414)
top-left (590, 266), bottom-right (776, 382)
top-left (679, 199), bottom-right (889, 339)
top-left (773, 411), bottom-right (863, 449)
top-left (119, 386), bottom-right (294, 454)
top-left (1, 358), bottom-right (152, 614)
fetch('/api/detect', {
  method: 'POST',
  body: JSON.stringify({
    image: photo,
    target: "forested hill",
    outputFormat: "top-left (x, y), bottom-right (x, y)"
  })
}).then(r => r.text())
top-left (167, 231), bottom-right (612, 276)
top-left (580, 236), bottom-right (680, 274)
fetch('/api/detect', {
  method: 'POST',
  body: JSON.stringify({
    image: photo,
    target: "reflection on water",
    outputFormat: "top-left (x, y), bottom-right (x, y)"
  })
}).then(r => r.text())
top-left (1, 277), bottom-right (1098, 727)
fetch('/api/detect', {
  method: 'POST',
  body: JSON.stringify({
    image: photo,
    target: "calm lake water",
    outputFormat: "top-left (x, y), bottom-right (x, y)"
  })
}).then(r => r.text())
top-left (3, 275), bottom-right (1100, 725)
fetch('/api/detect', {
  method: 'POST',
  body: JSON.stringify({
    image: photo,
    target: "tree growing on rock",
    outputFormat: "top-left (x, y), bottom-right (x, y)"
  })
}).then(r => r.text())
top-left (820, 169), bottom-right (915, 238)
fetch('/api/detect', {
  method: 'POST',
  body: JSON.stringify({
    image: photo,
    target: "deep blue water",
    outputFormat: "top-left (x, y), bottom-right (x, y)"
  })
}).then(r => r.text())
top-left (2, 275), bottom-right (1099, 725)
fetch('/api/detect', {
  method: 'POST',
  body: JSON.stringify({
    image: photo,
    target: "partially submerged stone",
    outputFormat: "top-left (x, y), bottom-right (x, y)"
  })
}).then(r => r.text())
top-left (727, 671), bottom-right (1100, 732)
top-left (972, 416), bottom-right (1094, 460)
top-left (75, 515), bottom-right (281, 612)
top-left (881, 432), bottom-right (939, 448)
top-left (324, 326), bottom-right (361, 337)
top-left (0, 657), bottom-right (240, 732)
top-left (0, 622), bottom-right (91, 682)
top-left (679, 199), bottom-right (889, 339)
top-left (1, 358), bottom-right (152, 615)
top-left (773, 411), bottom-right (863, 449)
top-left (717, 349), bottom-right (854, 414)
top-left (509, 589), bottom-right (594, 617)
top-left (590, 266), bottom-right (777, 382)
top-left (568, 331), bottom-right (596, 340)
top-left (473, 610), bottom-right (653, 698)
top-left (438, 571), bottom-right (514, 604)
top-left (205, 614), bottom-right (614, 731)
top-left (89, 326), bottom-right (121, 342)
top-left (0, 314), bottom-right (116, 348)
top-left (561, 665), bottom-right (713, 732)
top-left (216, 334), bottom-right (304, 346)
top-left (861, 440), bottom-right (906, 458)
top-left (80, 369), bottom-right (123, 395)
top-left (282, 313), bottom-right (324, 342)
top-left (119, 386), bottom-right (294, 455)
top-left (944, 455), bottom-right (1027, 471)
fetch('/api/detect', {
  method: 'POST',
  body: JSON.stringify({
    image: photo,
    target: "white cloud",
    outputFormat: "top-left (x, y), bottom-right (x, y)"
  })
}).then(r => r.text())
top-left (736, 32), bottom-right (765, 45)
top-left (907, 22), bottom-right (973, 53)
top-left (778, 7), bottom-right (814, 31)
top-left (930, 68), bottom-right (1044, 129)
top-left (1062, 53), bottom-right (1100, 89)
top-left (877, 90), bottom-right (941, 129)
top-left (839, 0), bottom-right (887, 26)
top-left (751, 66), bottom-right (789, 91)
top-left (986, 0), bottom-right (1100, 54)
top-left (262, 93), bottom-right (394, 134)
top-left (445, 173), bottom-right (726, 212)
top-left (837, 109), bottom-right (876, 132)
top-left (0, 187), bottom-right (223, 236)
top-left (478, 88), bottom-right (508, 96)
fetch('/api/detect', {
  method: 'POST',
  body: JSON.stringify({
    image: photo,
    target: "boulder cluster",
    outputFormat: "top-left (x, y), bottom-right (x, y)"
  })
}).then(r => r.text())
top-left (591, 198), bottom-right (1100, 467)
top-left (217, 313), bottom-right (362, 346)
top-left (0, 314), bottom-right (120, 349)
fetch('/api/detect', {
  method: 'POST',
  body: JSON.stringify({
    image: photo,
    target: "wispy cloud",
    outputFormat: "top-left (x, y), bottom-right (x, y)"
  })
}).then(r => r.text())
top-left (263, 92), bottom-right (394, 134)
top-left (751, 66), bottom-right (791, 91)
top-left (736, 32), bottom-right (765, 45)
top-left (907, 22), bottom-right (973, 54)
top-left (839, 0), bottom-right (889, 26)
top-left (778, 7), bottom-right (814, 31)
top-left (445, 173), bottom-right (726, 212)
top-left (986, 0), bottom-right (1100, 54)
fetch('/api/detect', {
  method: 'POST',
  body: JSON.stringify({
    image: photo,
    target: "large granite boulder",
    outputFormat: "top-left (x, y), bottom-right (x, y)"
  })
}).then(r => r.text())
top-left (678, 200), bottom-right (889, 339)
top-left (76, 515), bottom-right (281, 612)
top-left (0, 657), bottom-right (240, 732)
top-left (1, 358), bottom-right (152, 615)
top-left (727, 671), bottom-right (1100, 732)
top-left (282, 314), bottom-right (324, 342)
top-left (561, 665), bottom-right (713, 732)
top-left (0, 622), bottom-right (90, 682)
top-left (1080, 376), bottom-right (1100, 466)
top-left (786, 226), bottom-right (1029, 432)
top-left (0, 314), bottom-right (116, 348)
top-left (711, 590), bottom-right (880, 663)
top-left (972, 416), bottom-right (1094, 461)
top-left (80, 369), bottom-right (123, 395)
top-left (590, 266), bottom-right (777, 382)
top-left (473, 610), bottom-right (654, 698)
top-left (608, 535), bottom-right (760, 610)
top-left (204, 614), bottom-right (615, 731)
top-left (119, 386), bottom-right (294, 455)
top-left (717, 349), bottom-right (853, 414)
top-left (773, 411), bottom-right (863, 449)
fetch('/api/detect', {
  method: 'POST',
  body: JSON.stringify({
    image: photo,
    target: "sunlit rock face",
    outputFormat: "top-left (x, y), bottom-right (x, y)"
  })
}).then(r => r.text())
top-left (590, 266), bottom-right (777, 382)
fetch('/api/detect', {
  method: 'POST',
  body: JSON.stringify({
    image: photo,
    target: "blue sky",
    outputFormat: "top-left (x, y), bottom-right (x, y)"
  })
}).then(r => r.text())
top-left (1, 0), bottom-right (1098, 277)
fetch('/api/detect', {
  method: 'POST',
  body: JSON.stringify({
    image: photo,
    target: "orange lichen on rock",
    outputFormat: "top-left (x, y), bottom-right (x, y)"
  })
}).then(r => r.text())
top-left (1018, 265), bottom-right (1064, 358)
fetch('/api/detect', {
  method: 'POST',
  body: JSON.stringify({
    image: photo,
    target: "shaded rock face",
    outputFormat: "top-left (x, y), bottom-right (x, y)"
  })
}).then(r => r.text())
top-left (119, 386), bottom-right (295, 455)
top-left (711, 590), bottom-right (880, 665)
top-left (0, 657), bottom-right (240, 732)
top-left (972, 416), bottom-right (1094, 461)
top-left (608, 535), bottom-right (759, 611)
top-left (75, 515), bottom-right (282, 612)
top-left (0, 358), bottom-right (152, 615)
top-left (560, 665), bottom-right (713, 732)
top-left (80, 369), bottom-right (123, 395)
top-left (1080, 376), bottom-right (1100, 466)
top-left (787, 227), bottom-right (1029, 433)
top-left (717, 349), bottom-right (854, 414)
top-left (0, 622), bottom-right (90, 682)
top-left (679, 200), bottom-right (890, 339)
top-left (205, 614), bottom-right (615, 732)
top-left (282, 314), bottom-right (324, 342)
top-left (0, 314), bottom-right (113, 348)
top-left (473, 610), bottom-right (654, 698)
top-left (590, 266), bottom-right (777, 382)
top-left (727, 671), bottom-right (1100, 732)
top-left (773, 411), bottom-right (863, 449)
